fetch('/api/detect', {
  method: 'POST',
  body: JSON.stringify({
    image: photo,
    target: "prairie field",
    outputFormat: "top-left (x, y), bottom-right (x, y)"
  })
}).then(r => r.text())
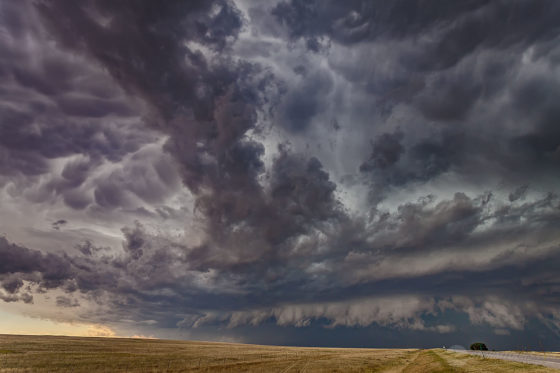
top-left (0, 334), bottom-right (558, 372)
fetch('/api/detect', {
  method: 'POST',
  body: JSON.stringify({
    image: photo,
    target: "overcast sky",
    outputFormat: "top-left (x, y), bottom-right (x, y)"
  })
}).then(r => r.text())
top-left (1, 0), bottom-right (560, 349)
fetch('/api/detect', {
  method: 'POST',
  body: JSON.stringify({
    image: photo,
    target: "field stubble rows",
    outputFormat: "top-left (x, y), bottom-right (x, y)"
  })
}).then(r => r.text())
top-left (0, 334), bottom-right (558, 372)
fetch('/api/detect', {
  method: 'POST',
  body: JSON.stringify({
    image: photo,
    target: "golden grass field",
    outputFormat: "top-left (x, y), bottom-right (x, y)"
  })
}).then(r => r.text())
top-left (0, 334), bottom-right (558, 372)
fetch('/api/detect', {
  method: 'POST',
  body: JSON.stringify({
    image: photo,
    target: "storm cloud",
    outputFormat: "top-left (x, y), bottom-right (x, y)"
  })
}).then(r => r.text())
top-left (1, 0), bottom-right (560, 349)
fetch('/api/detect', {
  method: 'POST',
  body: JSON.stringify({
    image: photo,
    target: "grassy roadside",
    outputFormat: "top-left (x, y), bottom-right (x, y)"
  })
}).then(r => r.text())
top-left (432, 349), bottom-right (559, 372)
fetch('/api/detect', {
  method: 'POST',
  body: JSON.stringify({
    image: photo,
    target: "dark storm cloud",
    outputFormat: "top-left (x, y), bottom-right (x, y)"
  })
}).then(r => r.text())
top-left (0, 237), bottom-right (73, 301)
top-left (272, 0), bottom-right (560, 61)
top-left (0, 106), bottom-right (148, 167)
top-left (2, 0), bottom-right (560, 349)
top-left (32, 0), bottom-right (348, 283)
top-left (34, 0), bottom-right (244, 121)
top-left (56, 296), bottom-right (79, 308)
top-left (51, 220), bottom-right (67, 230)
top-left (0, 0), bottom-right (158, 215)
top-left (510, 75), bottom-right (560, 166)
top-left (271, 1), bottom-right (560, 132)
top-left (406, 130), bottom-right (463, 182)
top-left (509, 185), bottom-right (529, 202)
top-left (279, 70), bottom-right (334, 132)
top-left (413, 71), bottom-right (482, 121)
top-left (2, 188), bottom-right (559, 338)
top-left (269, 0), bottom-right (560, 192)
top-left (75, 240), bottom-right (107, 257)
top-left (360, 130), bottom-right (404, 172)
top-left (358, 129), bottom-right (464, 205)
top-left (272, 0), bottom-right (489, 47)
top-left (185, 148), bottom-right (345, 280)
top-left (9, 0), bottom-right (321, 316)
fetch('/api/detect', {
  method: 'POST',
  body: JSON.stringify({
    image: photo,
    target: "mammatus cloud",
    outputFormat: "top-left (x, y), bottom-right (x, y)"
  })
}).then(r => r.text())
top-left (1, 0), bottom-right (560, 348)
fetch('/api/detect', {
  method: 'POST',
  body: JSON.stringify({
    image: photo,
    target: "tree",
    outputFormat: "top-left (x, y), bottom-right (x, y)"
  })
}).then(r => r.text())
top-left (470, 342), bottom-right (488, 351)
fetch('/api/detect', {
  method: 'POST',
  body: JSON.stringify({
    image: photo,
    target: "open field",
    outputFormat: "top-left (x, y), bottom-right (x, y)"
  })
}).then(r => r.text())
top-left (0, 334), bottom-right (559, 372)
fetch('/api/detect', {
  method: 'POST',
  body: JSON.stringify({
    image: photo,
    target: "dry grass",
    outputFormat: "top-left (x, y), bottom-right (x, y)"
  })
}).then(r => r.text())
top-left (0, 334), bottom-right (558, 372)
top-left (437, 349), bottom-right (559, 372)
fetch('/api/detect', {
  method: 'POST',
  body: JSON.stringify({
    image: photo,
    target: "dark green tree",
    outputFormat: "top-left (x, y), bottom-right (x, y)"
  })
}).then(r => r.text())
top-left (470, 342), bottom-right (488, 351)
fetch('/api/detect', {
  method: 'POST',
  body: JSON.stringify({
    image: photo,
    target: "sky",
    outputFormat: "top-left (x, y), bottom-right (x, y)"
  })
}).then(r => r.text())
top-left (1, 0), bottom-right (560, 350)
